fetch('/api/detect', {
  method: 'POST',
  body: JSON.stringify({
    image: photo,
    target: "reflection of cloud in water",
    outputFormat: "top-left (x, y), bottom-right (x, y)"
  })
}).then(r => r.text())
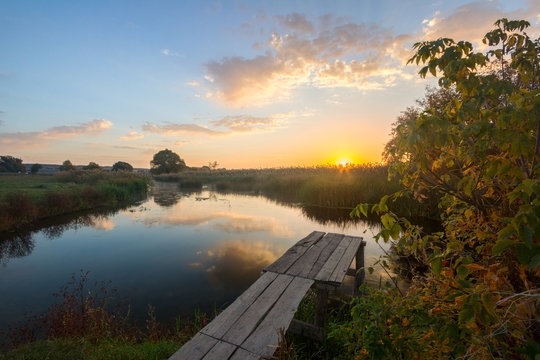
top-left (91, 218), bottom-right (115, 231)
top-left (144, 211), bottom-right (292, 237)
top-left (203, 239), bottom-right (285, 291)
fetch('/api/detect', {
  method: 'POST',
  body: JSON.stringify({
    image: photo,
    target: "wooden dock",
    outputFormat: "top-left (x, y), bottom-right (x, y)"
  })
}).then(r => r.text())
top-left (169, 231), bottom-right (366, 360)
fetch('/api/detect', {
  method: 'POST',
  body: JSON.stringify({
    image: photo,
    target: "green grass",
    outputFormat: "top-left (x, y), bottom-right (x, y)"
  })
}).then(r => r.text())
top-left (0, 338), bottom-right (181, 360)
top-left (0, 171), bottom-right (150, 231)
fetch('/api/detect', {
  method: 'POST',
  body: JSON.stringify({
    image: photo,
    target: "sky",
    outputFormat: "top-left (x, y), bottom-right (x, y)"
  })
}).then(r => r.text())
top-left (1, 0), bottom-right (539, 169)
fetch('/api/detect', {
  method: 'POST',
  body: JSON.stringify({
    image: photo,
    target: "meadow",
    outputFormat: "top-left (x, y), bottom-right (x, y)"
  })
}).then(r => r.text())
top-left (0, 171), bottom-right (149, 232)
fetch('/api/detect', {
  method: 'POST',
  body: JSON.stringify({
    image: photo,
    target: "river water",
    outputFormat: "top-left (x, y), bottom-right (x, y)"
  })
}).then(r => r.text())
top-left (0, 181), bottom-right (389, 333)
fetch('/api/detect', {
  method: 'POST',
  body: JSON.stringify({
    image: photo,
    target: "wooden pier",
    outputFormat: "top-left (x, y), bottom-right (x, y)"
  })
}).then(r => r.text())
top-left (169, 231), bottom-right (366, 360)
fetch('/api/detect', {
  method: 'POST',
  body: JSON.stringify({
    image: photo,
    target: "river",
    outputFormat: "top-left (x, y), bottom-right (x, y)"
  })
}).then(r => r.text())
top-left (0, 181), bottom-right (389, 334)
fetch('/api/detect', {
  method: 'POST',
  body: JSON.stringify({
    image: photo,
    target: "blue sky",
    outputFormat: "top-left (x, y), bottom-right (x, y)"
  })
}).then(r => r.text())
top-left (1, 0), bottom-right (538, 168)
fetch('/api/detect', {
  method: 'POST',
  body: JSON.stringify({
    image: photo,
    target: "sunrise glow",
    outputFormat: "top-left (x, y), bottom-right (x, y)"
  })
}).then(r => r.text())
top-left (1, 1), bottom-right (538, 168)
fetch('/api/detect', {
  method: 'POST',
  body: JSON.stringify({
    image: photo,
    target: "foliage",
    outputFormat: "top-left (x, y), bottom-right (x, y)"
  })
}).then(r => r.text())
top-left (112, 161), bottom-right (133, 172)
top-left (150, 149), bottom-right (186, 175)
top-left (59, 160), bottom-right (76, 171)
top-left (351, 19), bottom-right (540, 358)
top-left (30, 163), bottom-right (42, 174)
top-left (0, 172), bottom-right (149, 231)
top-left (83, 162), bottom-right (101, 170)
top-left (0, 156), bottom-right (26, 173)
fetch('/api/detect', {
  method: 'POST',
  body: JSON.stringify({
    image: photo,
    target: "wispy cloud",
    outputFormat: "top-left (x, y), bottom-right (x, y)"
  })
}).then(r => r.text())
top-left (142, 112), bottom-right (288, 139)
top-left (0, 119), bottom-right (112, 151)
top-left (161, 49), bottom-right (184, 57)
top-left (142, 122), bottom-right (221, 136)
top-left (118, 131), bottom-right (144, 141)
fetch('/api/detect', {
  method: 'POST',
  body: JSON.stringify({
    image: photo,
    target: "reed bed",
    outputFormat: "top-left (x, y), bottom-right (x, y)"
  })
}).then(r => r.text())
top-left (155, 165), bottom-right (439, 219)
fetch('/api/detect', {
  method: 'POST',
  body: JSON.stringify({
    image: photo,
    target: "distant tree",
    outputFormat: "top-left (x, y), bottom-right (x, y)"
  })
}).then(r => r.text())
top-left (208, 161), bottom-right (219, 171)
top-left (150, 149), bottom-right (186, 175)
top-left (59, 160), bottom-right (75, 171)
top-left (0, 155), bottom-right (26, 173)
top-left (83, 162), bottom-right (101, 170)
top-left (30, 163), bottom-right (43, 174)
top-left (112, 161), bottom-right (133, 172)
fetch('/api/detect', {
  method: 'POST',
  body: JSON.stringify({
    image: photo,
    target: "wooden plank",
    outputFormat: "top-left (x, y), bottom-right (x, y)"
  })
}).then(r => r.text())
top-left (222, 274), bottom-right (294, 345)
top-left (306, 233), bottom-right (344, 278)
top-left (329, 236), bottom-right (363, 283)
top-left (201, 271), bottom-right (278, 339)
top-left (169, 333), bottom-right (217, 360)
top-left (314, 236), bottom-right (353, 283)
top-left (241, 276), bottom-right (314, 357)
top-left (288, 319), bottom-right (323, 341)
top-left (229, 348), bottom-right (260, 360)
top-left (201, 341), bottom-right (237, 360)
top-left (287, 233), bottom-right (343, 278)
top-left (264, 231), bottom-right (325, 274)
top-left (354, 240), bottom-right (366, 297)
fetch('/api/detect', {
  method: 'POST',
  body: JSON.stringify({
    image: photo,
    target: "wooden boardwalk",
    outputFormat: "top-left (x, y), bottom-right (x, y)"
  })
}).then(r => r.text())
top-left (169, 231), bottom-right (365, 360)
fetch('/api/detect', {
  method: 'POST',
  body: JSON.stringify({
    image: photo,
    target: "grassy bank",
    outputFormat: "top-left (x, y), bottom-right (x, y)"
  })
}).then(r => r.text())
top-left (155, 165), bottom-right (439, 219)
top-left (0, 171), bottom-right (149, 232)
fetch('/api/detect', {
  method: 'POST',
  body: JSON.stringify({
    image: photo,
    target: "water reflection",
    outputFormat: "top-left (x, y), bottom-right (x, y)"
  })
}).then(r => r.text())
top-left (203, 239), bottom-right (284, 290)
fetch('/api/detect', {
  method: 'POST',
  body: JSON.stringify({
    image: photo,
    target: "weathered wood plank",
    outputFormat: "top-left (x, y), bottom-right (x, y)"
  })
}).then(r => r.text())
top-left (222, 274), bottom-right (294, 345)
top-left (264, 231), bottom-right (325, 274)
top-left (201, 271), bottom-right (278, 339)
top-left (287, 233), bottom-right (343, 278)
top-left (169, 332), bottom-right (217, 360)
top-left (354, 240), bottom-right (366, 297)
top-left (314, 236), bottom-right (353, 283)
top-left (202, 341), bottom-right (237, 360)
top-left (330, 236), bottom-right (364, 283)
top-left (241, 276), bottom-right (314, 357)
top-left (306, 233), bottom-right (344, 278)
top-left (229, 348), bottom-right (260, 360)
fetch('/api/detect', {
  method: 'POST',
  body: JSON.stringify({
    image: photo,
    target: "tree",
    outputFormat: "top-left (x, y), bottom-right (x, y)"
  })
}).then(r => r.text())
top-left (112, 161), bottom-right (133, 172)
top-left (0, 156), bottom-right (26, 173)
top-left (83, 162), bottom-right (101, 170)
top-left (351, 19), bottom-right (539, 358)
top-left (30, 163), bottom-right (42, 174)
top-left (150, 149), bottom-right (186, 175)
top-left (208, 161), bottom-right (219, 171)
top-left (59, 160), bottom-right (75, 171)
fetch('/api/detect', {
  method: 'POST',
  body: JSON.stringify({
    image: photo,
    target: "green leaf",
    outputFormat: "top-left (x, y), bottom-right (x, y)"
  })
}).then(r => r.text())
top-left (492, 238), bottom-right (516, 255)
top-left (381, 213), bottom-right (395, 229)
top-left (519, 225), bottom-right (533, 248)
top-left (498, 225), bottom-right (515, 240)
top-left (456, 265), bottom-right (469, 278)
top-left (530, 254), bottom-right (540, 269)
top-left (481, 293), bottom-right (496, 316)
top-left (359, 203), bottom-right (369, 217)
top-left (431, 257), bottom-right (442, 275)
top-left (516, 244), bottom-right (532, 265)
top-left (458, 305), bottom-right (475, 323)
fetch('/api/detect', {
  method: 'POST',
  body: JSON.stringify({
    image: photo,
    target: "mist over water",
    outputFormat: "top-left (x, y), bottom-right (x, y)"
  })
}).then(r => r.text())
top-left (0, 181), bottom-right (388, 333)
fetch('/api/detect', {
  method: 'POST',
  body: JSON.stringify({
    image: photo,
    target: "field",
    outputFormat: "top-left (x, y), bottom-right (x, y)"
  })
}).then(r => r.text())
top-left (0, 171), bottom-right (149, 232)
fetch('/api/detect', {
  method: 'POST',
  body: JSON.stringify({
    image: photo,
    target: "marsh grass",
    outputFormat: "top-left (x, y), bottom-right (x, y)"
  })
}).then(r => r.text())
top-left (155, 165), bottom-right (439, 219)
top-left (0, 171), bottom-right (149, 231)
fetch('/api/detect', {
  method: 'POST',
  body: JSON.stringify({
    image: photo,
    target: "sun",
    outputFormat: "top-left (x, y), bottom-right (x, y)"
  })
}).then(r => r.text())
top-left (336, 158), bottom-right (353, 167)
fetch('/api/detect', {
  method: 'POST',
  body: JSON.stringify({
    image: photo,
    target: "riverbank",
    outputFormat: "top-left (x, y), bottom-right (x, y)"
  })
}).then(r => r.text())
top-left (0, 171), bottom-right (149, 232)
top-left (154, 165), bottom-right (439, 220)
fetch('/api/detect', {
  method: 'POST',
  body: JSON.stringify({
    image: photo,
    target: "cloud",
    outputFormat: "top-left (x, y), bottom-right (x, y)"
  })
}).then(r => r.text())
top-left (210, 114), bottom-right (282, 133)
top-left (204, 15), bottom-right (411, 106)
top-left (421, 1), bottom-right (540, 45)
top-left (0, 119), bottom-right (112, 151)
top-left (142, 122), bottom-right (221, 136)
top-left (162, 49), bottom-right (184, 57)
top-left (142, 113), bottom-right (288, 138)
top-left (202, 5), bottom-right (540, 107)
top-left (118, 131), bottom-right (144, 141)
